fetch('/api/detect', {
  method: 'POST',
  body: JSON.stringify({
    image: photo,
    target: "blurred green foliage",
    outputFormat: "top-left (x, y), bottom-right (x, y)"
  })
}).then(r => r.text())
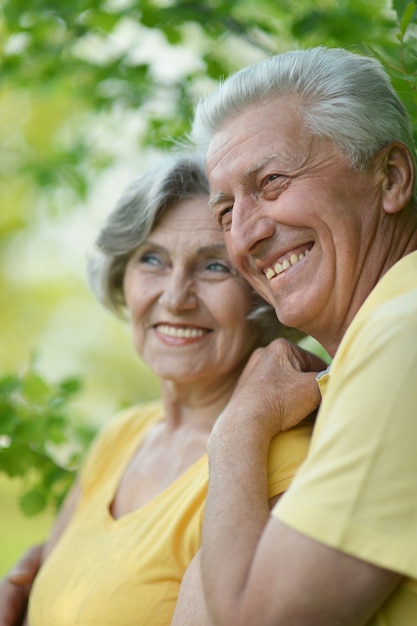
top-left (0, 1), bottom-right (416, 230)
top-left (0, 0), bottom-right (416, 516)
top-left (0, 367), bottom-right (95, 514)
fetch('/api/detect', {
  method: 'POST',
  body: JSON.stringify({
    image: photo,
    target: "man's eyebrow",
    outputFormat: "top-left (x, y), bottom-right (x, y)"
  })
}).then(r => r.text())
top-left (242, 154), bottom-right (282, 180)
top-left (209, 192), bottom-right (229, 208)
top-left (208, 152), bottom-right (283, 208)
top-left (209, 154), bottom-right (284, 207)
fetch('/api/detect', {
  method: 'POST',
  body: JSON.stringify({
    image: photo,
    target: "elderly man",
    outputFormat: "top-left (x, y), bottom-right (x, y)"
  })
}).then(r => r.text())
top-left (172, 46), bottom-right (417, 626)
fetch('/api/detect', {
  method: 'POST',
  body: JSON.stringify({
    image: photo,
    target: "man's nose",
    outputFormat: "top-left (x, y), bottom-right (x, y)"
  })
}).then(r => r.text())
top-left (159, 271), bottom-right (197, 312)
top-left (230, 197), bottom-right (275, 258)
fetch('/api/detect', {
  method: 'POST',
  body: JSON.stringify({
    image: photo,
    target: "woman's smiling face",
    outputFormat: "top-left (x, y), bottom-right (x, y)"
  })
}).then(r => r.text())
top-left (123, 196), bottom-right (259, 385)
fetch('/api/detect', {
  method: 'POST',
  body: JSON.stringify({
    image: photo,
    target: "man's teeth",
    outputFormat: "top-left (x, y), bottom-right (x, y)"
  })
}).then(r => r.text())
top-left (157, 325), bottom-right (206, 338)
top-left (264, 249), bottom-right (309, 280)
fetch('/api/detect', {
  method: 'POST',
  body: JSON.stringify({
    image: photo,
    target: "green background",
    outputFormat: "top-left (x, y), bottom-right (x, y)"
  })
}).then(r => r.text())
top-left (1, 0), bottom-right (416, 575)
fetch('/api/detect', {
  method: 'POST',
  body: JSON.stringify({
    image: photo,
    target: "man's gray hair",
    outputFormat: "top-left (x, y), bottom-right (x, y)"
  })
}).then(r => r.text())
top-left (192, 46), bottom-right (417, 195)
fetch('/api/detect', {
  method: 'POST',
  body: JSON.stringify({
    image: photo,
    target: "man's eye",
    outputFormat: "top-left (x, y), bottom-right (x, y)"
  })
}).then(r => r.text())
top-left (218, 207), bottom-right (233, 231)
top-left (262, 173), bottom-right (288, 200)
top-left (265, 173), bottom-right (280, 184)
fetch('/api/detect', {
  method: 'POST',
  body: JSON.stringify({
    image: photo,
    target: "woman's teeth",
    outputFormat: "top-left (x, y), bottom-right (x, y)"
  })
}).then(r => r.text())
top-left (156, 325), bottom-right (206, 338)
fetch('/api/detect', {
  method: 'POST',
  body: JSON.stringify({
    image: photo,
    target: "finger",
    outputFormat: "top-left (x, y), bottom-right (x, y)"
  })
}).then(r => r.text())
top-left (0, 580), bottom-right (28, 626)
top-left (7, 544), bottom-right (43, 586)
top-left (296, 344), bottom-right (328, 373)
top-left (272, 339), bottom-right (327, 374)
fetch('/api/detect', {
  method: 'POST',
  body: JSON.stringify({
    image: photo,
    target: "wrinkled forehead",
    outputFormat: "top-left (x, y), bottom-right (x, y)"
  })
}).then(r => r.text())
top-left (206, 99), bottom-right (308, 193)
top-left (152, 195), bottom-right (225, 242)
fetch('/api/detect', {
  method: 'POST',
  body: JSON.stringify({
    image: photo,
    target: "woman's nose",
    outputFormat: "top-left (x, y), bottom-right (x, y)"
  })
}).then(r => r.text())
top-left (158, 271), bottom-right (197, 312)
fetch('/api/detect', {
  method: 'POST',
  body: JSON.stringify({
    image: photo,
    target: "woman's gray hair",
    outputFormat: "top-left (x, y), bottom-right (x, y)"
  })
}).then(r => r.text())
top-left (88, 152), bottom-right (210, 315)
top-left (87, 150), bottom-right (303, 345)
top-left (192, 46), bottom-right (417, 196)
top-left (247, 299), bottom-right (304, 346)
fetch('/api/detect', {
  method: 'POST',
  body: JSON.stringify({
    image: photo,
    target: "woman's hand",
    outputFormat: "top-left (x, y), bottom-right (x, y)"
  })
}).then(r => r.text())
top-left (0, 544), bottom-right (43, 626)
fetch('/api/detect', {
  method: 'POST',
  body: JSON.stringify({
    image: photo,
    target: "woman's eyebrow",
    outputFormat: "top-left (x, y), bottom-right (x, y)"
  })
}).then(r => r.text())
top-left (197, 244), bottom-right (228, 255)
top-left (137, 240), bottom-right (168, 253)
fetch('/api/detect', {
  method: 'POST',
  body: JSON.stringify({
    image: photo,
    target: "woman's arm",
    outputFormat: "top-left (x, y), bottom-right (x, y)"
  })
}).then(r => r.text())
top-left (0, 545), bottom-right (43, 626)
top-left (0, 482), bottom-right (81, 626)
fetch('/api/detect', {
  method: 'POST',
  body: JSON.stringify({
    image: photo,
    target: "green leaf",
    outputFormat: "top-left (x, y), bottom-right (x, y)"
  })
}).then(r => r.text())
top-left (20, 487), bottom-right (48, 516)
top-left (22, 373), bottom-right (51, 404)
top-left (0, 444), bottom-right (38, 477)
top-left (59, 377), bottom-right (83, 395)
top-left (14, 420), bottom-right (45, 445)
top-left (393, 0), bottom-right (417, 23)
top-left (0, 410), bottom-right (19, 435)
top-left (400, 2), bottom-right (417, 35)
top-left (45, 414), bottom-right (67, 443)
top-left (42, 465), bottom-right (72, 490)
top-left (82, 9), bottom-right (120, 33)
top-left (0, 375), bottom-right (21, 395)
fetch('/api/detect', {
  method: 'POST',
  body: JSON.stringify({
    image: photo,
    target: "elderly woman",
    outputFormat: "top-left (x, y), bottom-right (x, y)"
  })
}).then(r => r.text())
top-left (1, 152), bottom-right (313, 626)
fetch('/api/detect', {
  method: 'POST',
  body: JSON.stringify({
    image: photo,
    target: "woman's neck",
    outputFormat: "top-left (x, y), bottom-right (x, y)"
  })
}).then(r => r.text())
top-left (160, 371), bottom-right (242, 433)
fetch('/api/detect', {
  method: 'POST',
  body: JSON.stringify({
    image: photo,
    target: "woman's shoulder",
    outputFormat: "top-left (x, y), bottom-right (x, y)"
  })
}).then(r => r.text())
top-left (96, 399), bottom-right (164, 442)
top-left (79, 399), bottom-right (164, 486)
top-left (266, 421), bottom-right (313, 498)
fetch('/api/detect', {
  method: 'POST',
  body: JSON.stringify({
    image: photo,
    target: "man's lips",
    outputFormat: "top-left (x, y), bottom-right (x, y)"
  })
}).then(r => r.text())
top-left (262, 244), bottom-right (313, 280)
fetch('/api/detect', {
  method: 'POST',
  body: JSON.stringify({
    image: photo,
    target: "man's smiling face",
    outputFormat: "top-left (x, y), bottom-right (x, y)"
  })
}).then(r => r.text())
top-left (206, 97), bottom-right (386, 353)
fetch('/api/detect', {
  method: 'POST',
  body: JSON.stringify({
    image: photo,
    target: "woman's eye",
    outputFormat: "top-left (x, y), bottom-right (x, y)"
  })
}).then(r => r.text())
top-left (140, 252), bottom-right (162, 266)
top-left (206, 260), bottom-right (230, 273)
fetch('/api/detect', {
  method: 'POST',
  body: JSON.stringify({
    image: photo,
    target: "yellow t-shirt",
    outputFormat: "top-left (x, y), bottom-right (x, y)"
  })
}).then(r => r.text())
top-left (29, 400), bottom-right (312, 625)
top-left (274, 251), bottom-right (417, 624)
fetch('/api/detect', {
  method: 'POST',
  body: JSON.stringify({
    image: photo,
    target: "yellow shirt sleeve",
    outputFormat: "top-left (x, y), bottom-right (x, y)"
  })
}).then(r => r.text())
top-left (267, 421), bottom-right (314, 499)
top-left (273, 252), bottom-right (417, 625)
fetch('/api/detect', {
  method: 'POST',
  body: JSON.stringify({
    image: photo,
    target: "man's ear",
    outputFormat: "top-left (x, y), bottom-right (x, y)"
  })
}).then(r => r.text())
top-left (381, 142), bottom-right (415, 215)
